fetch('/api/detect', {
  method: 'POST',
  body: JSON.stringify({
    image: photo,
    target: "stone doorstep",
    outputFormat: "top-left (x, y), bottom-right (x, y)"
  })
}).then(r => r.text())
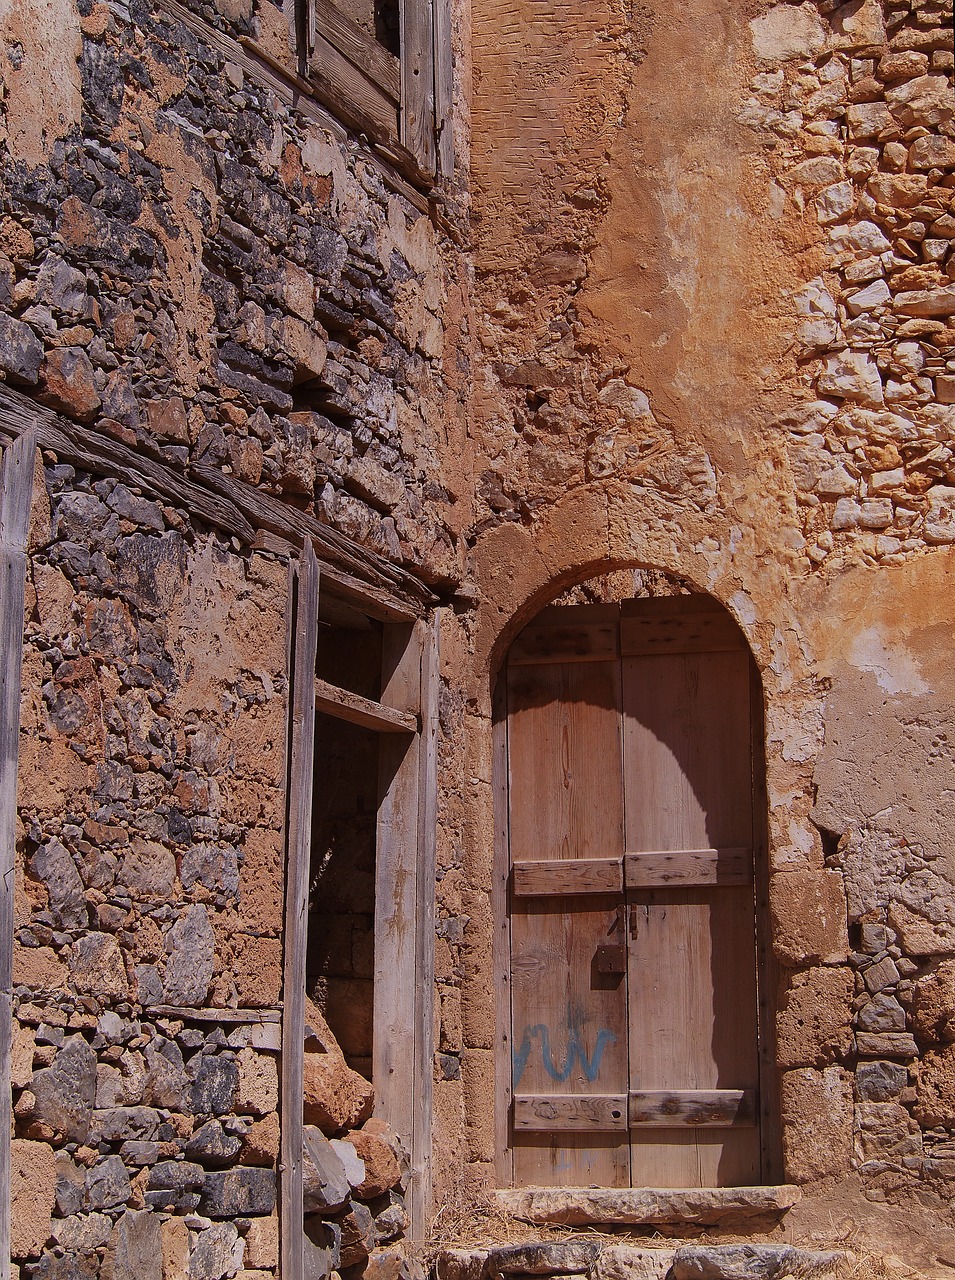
top-left (493, 1188), bottom-right (802, 1228)
top-left (433, 1242), bottom-right (849, 1280)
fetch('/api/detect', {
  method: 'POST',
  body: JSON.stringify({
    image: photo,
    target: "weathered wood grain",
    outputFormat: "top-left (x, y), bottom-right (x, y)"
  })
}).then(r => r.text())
top-left (400, 0), bottom-right (436, 173)
top-left (307, 29), bottom-right (400, 146)
top-left (280, 543), bottom-right (320, 1280)
top-left (628, 1089), bottom-right (756, 1128)
top-left (623, 848), bottom-right (752, 888)
top-left (0, 429), bottom-right (36, 1280)
top-left (509, 604), bottom-right (619, 666)
top-left (311, 0), bottom-right (401, 99)
top-left (620, 596), bottom-right (745, 657)
top-left (411, 613), bottom-right (440, 1238)
top-left (315, 676), bottom-right (418, 733)
top-left (512, 857), bottom-right (623, 896)
top-left (150, 1004), bottom-right (282, 1023)
top-left (513, 1094), bottom-right (629, 1131)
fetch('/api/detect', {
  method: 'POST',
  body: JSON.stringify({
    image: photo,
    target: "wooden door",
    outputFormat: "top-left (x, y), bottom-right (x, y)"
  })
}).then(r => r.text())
top-left (505, 597), bottom-right (762, 1189)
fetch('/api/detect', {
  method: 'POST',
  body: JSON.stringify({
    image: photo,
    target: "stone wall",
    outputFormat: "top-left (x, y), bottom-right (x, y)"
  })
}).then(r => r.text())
top-left (1, 0), bottom-right (467, 1272)
top-left (445, 0), bottom-right (955, 1261)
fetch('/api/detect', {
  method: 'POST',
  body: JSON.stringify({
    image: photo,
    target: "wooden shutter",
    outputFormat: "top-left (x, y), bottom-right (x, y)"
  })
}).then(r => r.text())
top-left (305, 0), bottom-right (401, 149)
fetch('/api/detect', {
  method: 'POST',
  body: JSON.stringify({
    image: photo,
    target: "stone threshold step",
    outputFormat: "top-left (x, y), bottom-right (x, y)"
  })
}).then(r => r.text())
top-left (495, 1187), bottom-right (801, 1228)
top-left (435, 1242), bottom-right (847, 1280)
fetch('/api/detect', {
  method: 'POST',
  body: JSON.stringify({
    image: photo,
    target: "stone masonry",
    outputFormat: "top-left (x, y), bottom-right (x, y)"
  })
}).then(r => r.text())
top-left (2, 0), bottom-right (955, 1276)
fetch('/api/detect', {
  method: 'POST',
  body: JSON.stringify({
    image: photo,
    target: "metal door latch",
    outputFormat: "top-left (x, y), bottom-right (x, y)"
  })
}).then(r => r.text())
top-left (596, 944), bottom-right (627, 974)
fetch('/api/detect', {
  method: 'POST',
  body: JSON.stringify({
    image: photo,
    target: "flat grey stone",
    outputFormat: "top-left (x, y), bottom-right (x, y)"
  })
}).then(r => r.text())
top-left (595, 1245), bottom-right (673, 1280)
top-left (671, 1245), bottom-right (845, 1280)
top-left (102, 1209), bottom-right (162, 1280)
top-left (304, 1126), bottom-right (350, 1212)
top-left (200, 1167), bottom-right (277, 1217)
top-left (495, 1186), bottom-right (801, 1227)
top-left (32, 1034), bottom-right (97, 1142)
top-left (487, 1242), bottom-right (600, 1274)
top-left (85, 1155), bottom-right (131, 1210)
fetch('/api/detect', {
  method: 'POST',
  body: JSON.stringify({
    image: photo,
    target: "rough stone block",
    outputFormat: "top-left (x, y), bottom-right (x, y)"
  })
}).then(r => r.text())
top-left (236, 1047), bottom-right (278, 1116)
top-left (915, 1043), bottom-right (955, 1126)
top-left (595, 1246), bottom-right (672, 1280)
top-left (164, 904), bottom-right (215, 1005)
top-left (31, 1033), bottom-right (96, 1142)
top-left (781, 1067), bottom-right (853, 1182)
top-left (188, 1054), bottom-right (239, 1117)
top-left (102, 1210), bottom-right (162, 1280)
top-left (857, 1060), bottom-right (907, 1102)
top-left (10, 1137), bottom-right (56, 1258)
top-left (85, 1155), bottom-right (132, 1210)
top-left (200, 1167), bottom-right (277, 1218)
top-left (769, 870), bottom-right (849, 965)
top-left (303, 1125), bottom-right (350, 1212)
top-left (243, 1215), bottom-right (278, 1269)
top-left (39, 346), bottom-right (102, 421)
top-left (342, 1127), bottom-right (402, 1198)
top-left (776, 966), bottom-right (854, 1068)
top-left (0, 312), bottom-right (43, 384)
top-left (671, 1245), bottom-right (843, 1280)
top-left (186, 1119), bottom-right (243, 1167)
top-left (188, 1221), bottom-right (241, 1280)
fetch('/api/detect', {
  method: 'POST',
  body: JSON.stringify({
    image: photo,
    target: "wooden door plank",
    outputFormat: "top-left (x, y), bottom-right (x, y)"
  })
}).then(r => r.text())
top-left (623, 650), bottom-right (753, 854)
top-left (400, 0), bottom-right (436, 174)
top-left (628, 1089), bottom-right (756, 1128)
top-left (509, 604), bottom-right (619, 666)
top-left (514, 1095), bottom-right (629, 1131)
top-left (492, 676), bottom-right (513, 1187)
top-left (620, 597), bottom-right (745, 657)
top-left (431, 0), bottom-right (454, 176)
top-left (623, 631), bottom-right (760, 1188)
top-left (0, 430), bottom-right (36, 1280)
top-left (280, 540), bottom-right (321, 1280)
top-left (311, 0), bottom-right (401, 99)
top-left (624, 848), bottom-right (751, 888)
top-left (513, 857), bottom-right (622, 896)
top-left (411, 613), bottom-right (440, 1239)
top-left (508, 655), bottom-right (628, 1188)
top-left (315, 676), bottom-right (418, 733)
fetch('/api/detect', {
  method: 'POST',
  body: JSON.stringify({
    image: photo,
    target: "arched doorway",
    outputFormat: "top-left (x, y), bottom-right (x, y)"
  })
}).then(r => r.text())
top-left (497, 581), bottom-right (775, 1189)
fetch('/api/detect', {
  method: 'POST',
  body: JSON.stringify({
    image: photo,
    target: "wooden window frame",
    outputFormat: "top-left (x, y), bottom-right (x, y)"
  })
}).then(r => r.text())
top-left (0, 431), bottom-right (36, 1280)
top-left (287, 0), bottom-right (453, 180)
top-left (281, 539), bottom-right (440, 1279)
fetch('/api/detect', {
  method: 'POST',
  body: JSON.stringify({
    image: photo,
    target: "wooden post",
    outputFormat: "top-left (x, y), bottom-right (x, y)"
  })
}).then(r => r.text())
top-left (280, 539), bottom-right (320, 1280)
top-left (400, 0), bottom-right (436, 173)
top-left (0, 430), bottom-right (36, 1280)
top-left (411, 611), bottom-right (440, 1238)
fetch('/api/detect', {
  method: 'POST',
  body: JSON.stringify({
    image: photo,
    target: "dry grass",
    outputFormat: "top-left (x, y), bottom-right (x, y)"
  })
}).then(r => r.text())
top-left (424, 1180), bottom-right (935, 1280)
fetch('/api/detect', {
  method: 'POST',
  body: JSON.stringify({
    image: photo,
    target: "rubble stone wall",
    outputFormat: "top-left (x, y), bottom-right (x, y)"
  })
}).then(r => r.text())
top-left (438, 0), bottom-right (955, 1261)
top-left (1, 0), bottom-right (468, 1272)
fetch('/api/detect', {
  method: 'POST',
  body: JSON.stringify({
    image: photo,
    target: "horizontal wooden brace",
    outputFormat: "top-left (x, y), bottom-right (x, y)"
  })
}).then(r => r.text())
top-left (513, 1094), bottom-right (628, 1131)
top-left (620, 596), bottom-right (747, 657)
top-left (512, 857), bottom-right (622, 896)
top-left (514, 1089), bottom-right (756, 1132)
top-left (624, 848), bottom-right (751, 888)
top-left (509, 604), bottom-right (620, 667)
top-left (315, 677), bottom-right (418, 733)
top-left (629, 1089), bottom-right (756, 1128)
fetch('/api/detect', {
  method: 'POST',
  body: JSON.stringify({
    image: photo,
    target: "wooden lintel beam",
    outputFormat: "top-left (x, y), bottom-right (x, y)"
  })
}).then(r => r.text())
top-left (315, 677), bottom-right (418, 734)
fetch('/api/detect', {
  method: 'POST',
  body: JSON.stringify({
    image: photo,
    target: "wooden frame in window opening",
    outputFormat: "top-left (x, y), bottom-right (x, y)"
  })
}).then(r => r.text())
top-left (286, 0), bottom-right (453, 180)
top-left (281, 539), bottom-right (440, 1279)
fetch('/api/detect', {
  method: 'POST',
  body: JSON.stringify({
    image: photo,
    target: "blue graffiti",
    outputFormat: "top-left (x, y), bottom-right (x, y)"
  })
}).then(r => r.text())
top-left (512, 1021), bottom-right (617, 1088)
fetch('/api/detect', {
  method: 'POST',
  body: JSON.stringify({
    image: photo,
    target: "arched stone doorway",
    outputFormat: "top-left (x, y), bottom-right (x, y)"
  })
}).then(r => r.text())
top-left (494, 574), bottom-right (779, 1189)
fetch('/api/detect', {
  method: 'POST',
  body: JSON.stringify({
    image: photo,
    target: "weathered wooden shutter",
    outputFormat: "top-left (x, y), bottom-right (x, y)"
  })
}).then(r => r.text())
top-left (305, 0), bottom-right (402, 150)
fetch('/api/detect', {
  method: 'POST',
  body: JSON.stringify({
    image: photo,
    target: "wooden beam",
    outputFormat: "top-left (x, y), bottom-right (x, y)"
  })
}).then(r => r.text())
top-left (0, 385), bottom-right (256, 543)
top-left (508, 604), bottom-right (620, 666)
top-left (431, 0), bottom-right (454, 177)
top-left (411, 613), bottom-right (440, 1239)
top-left (624, 848), bottom-right (752, 888)
top-left (280, 542), bottom-right (321, 1280)
top-left (314, 677), bottom-right (418, 733)
top-left (373, 624), bottom-right (421, 1170)
top-left (491, 675), bottom-right (512, 1187)
top-left (512, 857), bottom-right (622, 896)
top-left (628, 1089), bottom-right (756, 1128)
top-left (513, 1095), bottom-right (629, 1132)
top-left (311, 0), bottom-right (401, 100)
top-left (191, 463), bottom-right (436, 611)
top-left (0, 429), bottom-right (36, 1280)
top-left (150, 1005), bottom-right (282, 1023)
